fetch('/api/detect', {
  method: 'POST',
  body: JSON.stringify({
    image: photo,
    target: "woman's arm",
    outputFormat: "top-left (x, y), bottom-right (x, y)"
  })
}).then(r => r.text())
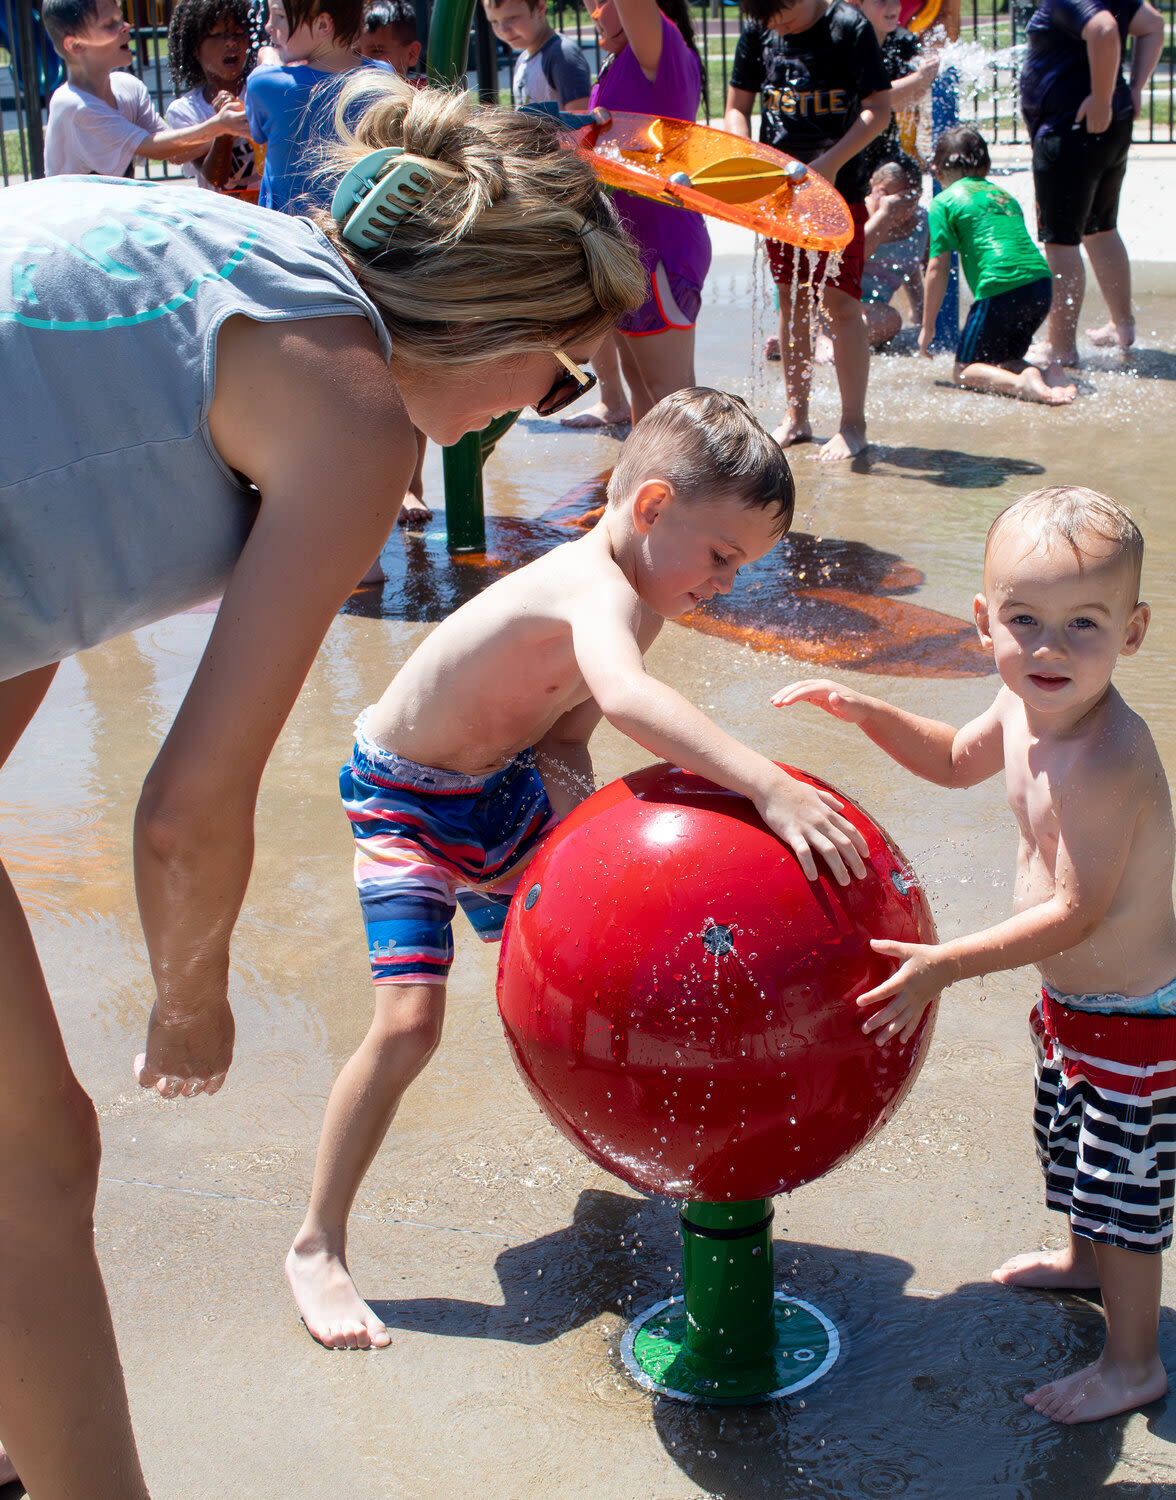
top-left (134, 315), bottom-right (411, 1096)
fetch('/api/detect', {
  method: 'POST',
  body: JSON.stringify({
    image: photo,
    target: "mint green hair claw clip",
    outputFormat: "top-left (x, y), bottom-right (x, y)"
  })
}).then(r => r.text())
top-left (331, 146), bottom-right (449, 251)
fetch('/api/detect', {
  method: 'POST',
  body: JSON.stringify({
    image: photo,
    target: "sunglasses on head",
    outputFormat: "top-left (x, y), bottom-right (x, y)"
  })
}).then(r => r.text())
top-left (534, 349), bottom-right (598, 418)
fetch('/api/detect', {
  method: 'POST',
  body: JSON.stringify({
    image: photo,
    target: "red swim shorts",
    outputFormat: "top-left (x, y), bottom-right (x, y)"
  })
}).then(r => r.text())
top-left (766, 200), bottom-right (869, 303)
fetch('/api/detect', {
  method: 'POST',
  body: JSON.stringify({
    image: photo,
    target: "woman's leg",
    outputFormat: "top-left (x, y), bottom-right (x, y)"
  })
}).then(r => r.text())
top-left (615, 325), bottom-right (697, 425)
top-left (287, 981), bottom-right (447, 1349)
top-left (1034, 242), bottom-right (1085, 367)
top-left (0, 665), bottom-right (150, 1500)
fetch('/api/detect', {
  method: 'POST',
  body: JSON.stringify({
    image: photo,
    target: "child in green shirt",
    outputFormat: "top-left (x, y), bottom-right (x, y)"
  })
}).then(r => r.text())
top-left (920, 126), bottom-right (1076, 406)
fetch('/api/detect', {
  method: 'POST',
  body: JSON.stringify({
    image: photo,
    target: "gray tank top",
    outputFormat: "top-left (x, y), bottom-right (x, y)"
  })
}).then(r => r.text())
top-left (0, 176), bottom-right (394, 680)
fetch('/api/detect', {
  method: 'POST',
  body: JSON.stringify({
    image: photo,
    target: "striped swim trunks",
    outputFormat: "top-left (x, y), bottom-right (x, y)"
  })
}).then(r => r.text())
top-left (341, 713), bottom-right (557, 986)
top-left (1031, 990), bottom-right (1176, 1253)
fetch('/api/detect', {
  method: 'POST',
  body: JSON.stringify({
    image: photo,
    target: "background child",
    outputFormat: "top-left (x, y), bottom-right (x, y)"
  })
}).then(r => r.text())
top-left (42, 0), bottom-right (249, 177)
top-left (357, 0), bottom-right (422, 74)
top-left (725, 0), bottom-right (892, 460)
top-left (285, 388), bottom-right (870, 1350)
top-left (775, 486), bottom-right (1175, 1425)
top-left (165, 0), bottom-right (261, 199)
top-left (244, 0), bottom-right (366, 213)
top-left (483, 0), bottom-right (591, 110)
top-left (921, 126), bottom-right (1076, 406)
top-left (849, 0), bottom-right (937, 180)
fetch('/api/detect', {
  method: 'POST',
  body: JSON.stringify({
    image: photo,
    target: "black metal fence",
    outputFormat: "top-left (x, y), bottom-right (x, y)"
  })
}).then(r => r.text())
top-left (4, 0), bottom-right (1176, 186)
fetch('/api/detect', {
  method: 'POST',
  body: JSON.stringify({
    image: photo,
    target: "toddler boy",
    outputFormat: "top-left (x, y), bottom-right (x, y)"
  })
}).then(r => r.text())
top-left (286, 387), bottom-right (870, 1350)
top-left (42, 0), bottom-right (248, 177)
top-left (483, 0), bottom-right (591, 111)
top-left (776, 486), bottom-right (1176, 1423)
top-left (725, 0), bottom-right (891, 459)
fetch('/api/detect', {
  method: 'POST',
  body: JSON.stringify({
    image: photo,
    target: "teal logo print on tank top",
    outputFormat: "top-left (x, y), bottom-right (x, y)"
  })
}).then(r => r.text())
top-left (3, 198), bottom-right (259, 332)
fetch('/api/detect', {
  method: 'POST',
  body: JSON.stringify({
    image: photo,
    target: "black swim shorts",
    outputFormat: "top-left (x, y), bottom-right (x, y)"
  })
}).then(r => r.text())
top-left (1032, 114), bottom-right (1133, 246)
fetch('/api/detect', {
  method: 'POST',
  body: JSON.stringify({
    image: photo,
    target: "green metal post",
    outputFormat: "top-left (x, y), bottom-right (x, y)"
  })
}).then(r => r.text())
top-left (426, 0), bottom-right (487, 555)
top-left (620, 1199), bottom-right (840, 1404)
top-left (681, 1200), bottom-right (777, 1365)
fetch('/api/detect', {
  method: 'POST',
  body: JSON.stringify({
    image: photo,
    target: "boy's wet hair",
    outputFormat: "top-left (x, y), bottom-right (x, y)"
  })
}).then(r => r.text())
top-left (168, 0), bottom-right (256, 94)
top-left (607, 388), bottom-right (795, 536)
top-left (872, 153), bottom-right (921, 195)
top-left (284, 0), bottom-right (365, 47)
top-left (364, 0), bottom-right (419, 41)
top-left (42, 0), bottom-right (100, 53)
top-left (742, 0), bottom-right (804, 23)
top-left (987, 487), bottom-right (1145, 597)
top-left (932, 125), bottom-right (990, 180)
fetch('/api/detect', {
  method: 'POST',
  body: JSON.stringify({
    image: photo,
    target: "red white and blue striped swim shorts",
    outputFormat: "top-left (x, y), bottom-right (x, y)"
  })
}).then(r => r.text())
top-left (341, 714), bottom-right (557, 986)
top-left (1032, 989), bottom-right (1176, 1253)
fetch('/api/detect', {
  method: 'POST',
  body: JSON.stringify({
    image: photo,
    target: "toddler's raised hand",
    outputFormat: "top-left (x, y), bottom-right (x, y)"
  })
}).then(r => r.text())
top-left (771, 678), bottom-right (868, 723)
top-left (856, 938), bottom-right (953, 1043)
top-left (756, 771), bottom-right (869, 886)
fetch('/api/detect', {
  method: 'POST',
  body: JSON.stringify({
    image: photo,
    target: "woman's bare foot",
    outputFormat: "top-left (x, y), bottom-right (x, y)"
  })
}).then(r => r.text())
top-left (1025, 1353), bottom-right (1168, 1424)
top-left (560, 401), bottom-right (631, 430)
top-left (1087, 319), bottom-right (1135, 350)
top-left (819, 423), bottom-right (867, 461)
top-left (0, 1445), bottom-right (18, 1487)
top-left (1027, 340), bottom-right (1080, 370)
top-left (992, 1242), bottom-right (1099, 1289)
top-left (397, 493), bottom-right (432, 527)
top-left (1018, 366), bottom-right (1077, 405)
top-left (286, 1241), bottom-right (391, 1351)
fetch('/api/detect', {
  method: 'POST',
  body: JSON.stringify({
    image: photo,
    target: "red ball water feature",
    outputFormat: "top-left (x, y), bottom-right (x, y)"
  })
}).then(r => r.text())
top-left (497, 763), bottom-right (938, 1202)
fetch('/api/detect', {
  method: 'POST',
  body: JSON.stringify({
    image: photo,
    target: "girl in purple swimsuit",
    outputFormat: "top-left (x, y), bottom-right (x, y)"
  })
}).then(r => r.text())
top-left (577, 0), bottom-right (711, 425)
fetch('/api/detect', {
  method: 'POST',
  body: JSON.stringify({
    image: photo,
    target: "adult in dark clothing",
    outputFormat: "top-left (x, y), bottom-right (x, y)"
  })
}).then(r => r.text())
top-left (1019, 0), bottom-right (1163, 364)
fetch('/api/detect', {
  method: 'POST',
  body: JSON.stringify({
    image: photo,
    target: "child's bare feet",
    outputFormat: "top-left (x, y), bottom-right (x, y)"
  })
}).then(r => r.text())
top-left (1017, 366), bottom-right (1077, 405)
top-left (771, 418), bottom-right (813, 447)
top-left (286, 1241), bottom-right (391, 1350)
top-left (763, 334), bottom-right (781, 361)
top-left (559, 401), bottom-right (631, 430)
top-left (992, 1242), bottom-right (1099, 1289)
top-left (1027, 340), bottom-right (1080, 370)
top-left (1087, 319), bottom-right (1135, 350)
top-left (1025, 1353), bottom-right (1168, 1424)
top-left (397, 493), bottom-right (432, 527)
top-left (0, 1444), bottom-right (17, 1487)
top-left (819, 423), bottom-right (867, 461)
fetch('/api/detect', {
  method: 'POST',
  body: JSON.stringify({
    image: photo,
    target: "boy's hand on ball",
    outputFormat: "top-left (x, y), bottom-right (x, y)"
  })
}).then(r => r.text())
top-left (772, 679), bottom-right (869, 723)
top-left (757, 774), bottom-right (869, 885)
top-left (857, 939), bottom-right (952, 1042)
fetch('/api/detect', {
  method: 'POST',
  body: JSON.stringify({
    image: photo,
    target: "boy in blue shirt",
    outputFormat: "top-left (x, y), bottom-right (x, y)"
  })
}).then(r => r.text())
top-left (244, 0), bottom-right (367, 213)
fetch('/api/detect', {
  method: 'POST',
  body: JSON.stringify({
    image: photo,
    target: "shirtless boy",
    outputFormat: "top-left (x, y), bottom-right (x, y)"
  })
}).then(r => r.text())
top-left (776, 485), bottom-right (1176, 1425)
top-left (287, 387), bottom-right (870, 1349)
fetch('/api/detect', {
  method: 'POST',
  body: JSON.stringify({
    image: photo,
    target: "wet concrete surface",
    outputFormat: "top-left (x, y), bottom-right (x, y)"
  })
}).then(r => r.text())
top-left (5, 245), bottom-right (1176, 1498)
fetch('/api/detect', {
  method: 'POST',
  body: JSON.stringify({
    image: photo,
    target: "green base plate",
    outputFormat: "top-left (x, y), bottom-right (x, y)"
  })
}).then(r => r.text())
top-left (620, 1293), bottom-right (839, 1405)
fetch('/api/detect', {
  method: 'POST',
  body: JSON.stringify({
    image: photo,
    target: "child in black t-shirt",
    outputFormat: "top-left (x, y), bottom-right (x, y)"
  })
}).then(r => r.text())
top-left (726, 0), bottom-right (891, 460)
